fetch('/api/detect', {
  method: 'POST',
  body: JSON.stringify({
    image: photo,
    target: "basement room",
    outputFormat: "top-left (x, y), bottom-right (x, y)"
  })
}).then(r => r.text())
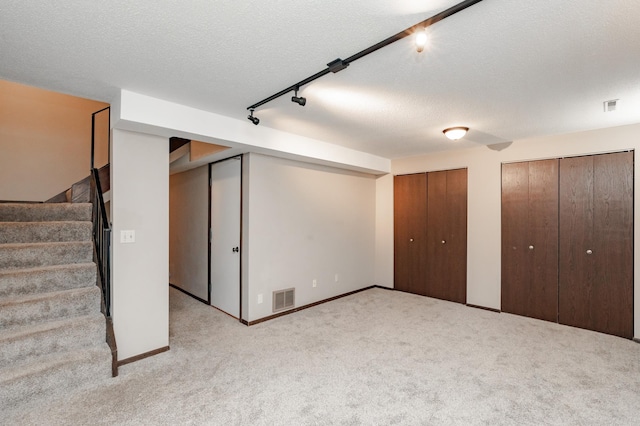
top-left (1, 0), bottom-right (639, 424)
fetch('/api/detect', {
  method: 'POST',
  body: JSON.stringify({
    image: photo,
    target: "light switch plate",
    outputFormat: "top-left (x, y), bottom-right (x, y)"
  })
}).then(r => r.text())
top-left (120, 230), bottom-right (136, 243)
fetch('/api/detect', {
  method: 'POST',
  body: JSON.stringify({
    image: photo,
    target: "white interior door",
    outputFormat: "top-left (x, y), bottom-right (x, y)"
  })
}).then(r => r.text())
top-left (210, 157), bottom-right (241, 318)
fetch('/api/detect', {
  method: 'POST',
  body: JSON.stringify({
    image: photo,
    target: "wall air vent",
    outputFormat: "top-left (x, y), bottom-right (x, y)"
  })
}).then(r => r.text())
top-left (273, 288), bottom-right (295, 313)
top-left (603, 99), bottom-right (618, 112)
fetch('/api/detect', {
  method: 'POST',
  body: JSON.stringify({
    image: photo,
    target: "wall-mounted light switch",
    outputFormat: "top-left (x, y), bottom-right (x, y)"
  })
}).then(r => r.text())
top-left (120, 230), bottom-right (136, 243)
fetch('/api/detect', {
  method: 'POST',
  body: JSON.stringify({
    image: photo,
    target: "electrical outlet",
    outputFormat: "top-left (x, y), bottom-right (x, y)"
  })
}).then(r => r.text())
top-left (312, 279), bottom-right (317, 288)
top-left (257, 294), bottom-right (263, 304)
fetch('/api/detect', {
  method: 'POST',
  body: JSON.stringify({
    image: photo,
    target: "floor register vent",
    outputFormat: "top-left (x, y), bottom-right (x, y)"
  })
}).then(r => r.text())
top-left (273, 288), bottom-right (295, 313)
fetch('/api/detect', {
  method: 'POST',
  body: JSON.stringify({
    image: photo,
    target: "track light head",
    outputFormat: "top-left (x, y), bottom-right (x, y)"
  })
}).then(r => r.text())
top-left (247, 109), bottom-right (259, 125)
top-left (291, 86), bottom-right (306, 106)
top-left (291, 95), bottom-right (306, 106)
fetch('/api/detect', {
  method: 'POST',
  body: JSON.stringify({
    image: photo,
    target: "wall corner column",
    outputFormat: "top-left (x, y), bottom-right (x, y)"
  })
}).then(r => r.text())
top-left (111, 129), bottom-right (169, 360)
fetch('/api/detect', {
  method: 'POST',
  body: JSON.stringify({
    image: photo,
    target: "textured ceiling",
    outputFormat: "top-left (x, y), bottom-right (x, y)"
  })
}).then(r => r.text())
top-left (1, 0), bottom-right (639, 159)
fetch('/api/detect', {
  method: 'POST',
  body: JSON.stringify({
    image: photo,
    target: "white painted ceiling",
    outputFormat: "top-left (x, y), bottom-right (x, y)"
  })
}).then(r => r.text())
top-left (1, 0), bottom-right (639, 159)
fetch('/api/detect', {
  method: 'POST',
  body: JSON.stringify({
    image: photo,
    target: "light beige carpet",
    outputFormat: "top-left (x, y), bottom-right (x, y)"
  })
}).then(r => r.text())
top-left (4, 287), bottom-right (640, 425)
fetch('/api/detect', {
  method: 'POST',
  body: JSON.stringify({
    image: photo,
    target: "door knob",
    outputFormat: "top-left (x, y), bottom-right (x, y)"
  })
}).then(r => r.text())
top-left (441, 240), bottom-right (446, 244)
top-left (409, 238), bottom-right (414, 242)
top-left (529, 245), bottom-right (534, 250)
top-left (586, 249), bottom-right (593, 255)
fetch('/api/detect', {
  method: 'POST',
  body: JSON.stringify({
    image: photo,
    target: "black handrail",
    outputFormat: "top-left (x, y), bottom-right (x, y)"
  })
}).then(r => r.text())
top-left (90, 106), bottom-right (117, 376)
top-left (90, 169), bottom-right (112, 317)
top-left (90, 106), bottom-right (112, 317)
top-left (91, 106), bottom-right (110, 170)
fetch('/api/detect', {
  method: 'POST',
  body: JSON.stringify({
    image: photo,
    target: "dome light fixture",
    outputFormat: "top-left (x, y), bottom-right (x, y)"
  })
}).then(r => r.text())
top-left (443, 127), bottom-right (469, 140)
top-left (415, 28), bottom-right (428, 53)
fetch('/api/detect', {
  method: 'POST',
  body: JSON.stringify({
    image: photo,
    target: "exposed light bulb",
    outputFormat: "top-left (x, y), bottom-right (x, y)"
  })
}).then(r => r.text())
top-left (415, 29), bottom-right (428, 53)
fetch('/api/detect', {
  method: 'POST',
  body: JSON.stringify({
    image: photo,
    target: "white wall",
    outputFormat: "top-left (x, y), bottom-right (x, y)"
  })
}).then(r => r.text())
top-left (244, 153), bottom-right (376, 322)
top-left (111, 129), bottom-right (169, 360)
top-left (376, 123), bottom-right (640, 338)
top-left (169, 165), bottom-right (209, 301)
top-left (374, 174), bottom-right (394, 288)
top-left (0, 80), bottom-right (108, 201)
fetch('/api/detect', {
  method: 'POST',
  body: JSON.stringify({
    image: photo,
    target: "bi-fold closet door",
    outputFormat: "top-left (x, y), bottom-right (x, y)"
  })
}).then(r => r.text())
top-left (501, 159), bottom-right (559, 322)
top-left (394, 168), bottom-right (467, 303)
top-left (501, 151), bottom-right (633, 339)
top-left (558, 153), bottom-right (633, 338)
top-left (394, 173), bottom-right (428, 296)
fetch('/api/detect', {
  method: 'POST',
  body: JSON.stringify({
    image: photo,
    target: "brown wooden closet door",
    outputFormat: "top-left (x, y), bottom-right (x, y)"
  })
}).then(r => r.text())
top-left (502, 162), bottom-right (530, 316)
top-left (426, 168), bottom-right (467, 303)
top-left (394, 173), bottom-right (428, 295)
top-left (426, 171), bottom-right (447, 299)
top-left (502, 160), bottom-right (559, 322)
top-left (446, 168), bottom-right (468, 303)
top-left (528, 160), bottom-right (559, 321)
top-left (559, 152), bottom-right (633, 338)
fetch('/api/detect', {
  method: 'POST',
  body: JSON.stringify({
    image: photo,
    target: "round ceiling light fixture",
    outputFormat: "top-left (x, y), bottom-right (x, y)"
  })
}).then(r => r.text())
top-left (443, 127), bottom-right (469, 140)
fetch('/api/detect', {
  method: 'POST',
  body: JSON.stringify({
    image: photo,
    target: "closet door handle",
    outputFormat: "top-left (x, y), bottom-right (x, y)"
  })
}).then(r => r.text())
top-left (409, 238), bottom-right (414, 242)
top-left (586, 249), bottom-right (593, 255)
top-left (441, 240), bottom-right (446, 244)
top-left (529, 245), bottom-right (534, 250)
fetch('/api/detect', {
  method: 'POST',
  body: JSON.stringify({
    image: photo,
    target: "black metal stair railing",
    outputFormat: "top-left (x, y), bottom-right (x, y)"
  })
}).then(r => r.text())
top-left (90, 169), bottom-right (112, 317)
top-left (90, 106), bottom-right (112, 317)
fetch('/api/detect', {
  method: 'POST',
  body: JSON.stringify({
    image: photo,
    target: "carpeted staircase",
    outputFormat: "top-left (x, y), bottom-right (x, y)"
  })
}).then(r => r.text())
top-left (0, 202), bottom-right (112, 409)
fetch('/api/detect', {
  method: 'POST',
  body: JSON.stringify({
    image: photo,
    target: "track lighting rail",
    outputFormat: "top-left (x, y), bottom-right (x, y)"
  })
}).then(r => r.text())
top-left (246, 0), bottom-right (483, 115)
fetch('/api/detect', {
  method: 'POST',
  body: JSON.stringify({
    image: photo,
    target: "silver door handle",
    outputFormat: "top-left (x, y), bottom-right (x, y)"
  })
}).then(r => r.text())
top-left (586, 249), bottom-right (593, 255)
top-left (529, 245), bottom-right (534, 250)
top-left (441, 240), bottom-right (446, 244)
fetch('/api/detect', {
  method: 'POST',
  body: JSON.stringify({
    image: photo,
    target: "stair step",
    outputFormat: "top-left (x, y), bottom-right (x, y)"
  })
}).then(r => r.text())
top-left (0, 345), bottom-right (112, 410)
top-left (0, 221), bottom-right (92, 244)
top-left (0, 286), bottom-right (101, 330)
top-left (0, 263), bottom-right (96, 298)
top-left (0, 241), bottom-right (93, 270)
top-left (0, 313), bottom-right (106, 369)
top-left (0, 203), bottom-right (92, 222)
top-left (0, 201), bottom-right (114, 412)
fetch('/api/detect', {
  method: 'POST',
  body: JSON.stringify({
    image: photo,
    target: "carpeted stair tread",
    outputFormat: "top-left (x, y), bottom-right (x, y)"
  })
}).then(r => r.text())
top-left (0, 203), bottom-right (92, 222)
top-left (0, 241), bottom-right (93, 270)
top-left (0, 345), bottom-right (112, 410)
top-left (0, 286), bottom-right (101, 330)
top-left (0, 263), bottom-right (96, 298)
top-left (0, 221), bottom-right (92, 244)
top-left (0, 313), bottom-right (106, 369)
top-left (0, 201), bottom-right (113, 410)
